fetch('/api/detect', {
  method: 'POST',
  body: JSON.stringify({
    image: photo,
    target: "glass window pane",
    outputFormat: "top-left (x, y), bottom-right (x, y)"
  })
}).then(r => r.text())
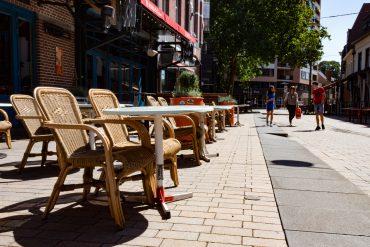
top-left (18, 19), bottom-right (32, 94)
top-left (0, 14), bottom-right (12, 96)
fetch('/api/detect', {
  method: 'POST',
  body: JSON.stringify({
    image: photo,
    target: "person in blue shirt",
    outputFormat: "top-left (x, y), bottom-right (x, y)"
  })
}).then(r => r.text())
top-left (265, 85), bottom-right (276, 127)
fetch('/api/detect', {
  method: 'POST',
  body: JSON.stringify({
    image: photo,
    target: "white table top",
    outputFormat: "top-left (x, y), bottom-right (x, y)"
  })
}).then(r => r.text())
top-left (0, 103), bottom-right (12, 107)
top-left (104, 105), bottom-right (214, 116)
top-left (213, 105), bottom-right (234, 110)
top-left (78, 103), bottom-right (133, 109)
top-left (233, 104), bottom-right (248, 107)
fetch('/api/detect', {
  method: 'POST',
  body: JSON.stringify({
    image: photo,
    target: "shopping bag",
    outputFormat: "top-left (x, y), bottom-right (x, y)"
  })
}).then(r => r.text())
top-left (295, 107), bottom-right (302, 119)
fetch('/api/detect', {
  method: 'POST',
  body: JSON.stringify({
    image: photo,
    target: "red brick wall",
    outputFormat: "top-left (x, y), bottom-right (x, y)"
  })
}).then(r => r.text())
top-left (4, 0), bottom-right (75, 88)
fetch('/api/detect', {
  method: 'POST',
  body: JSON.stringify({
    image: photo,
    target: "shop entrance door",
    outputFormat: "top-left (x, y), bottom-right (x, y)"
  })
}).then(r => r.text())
top-left (0, 2), bottom-right (35, 101)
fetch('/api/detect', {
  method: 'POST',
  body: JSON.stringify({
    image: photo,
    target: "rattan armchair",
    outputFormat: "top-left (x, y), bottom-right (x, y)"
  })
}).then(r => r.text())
top-left (88, 89), bottom-right (181, 186)
top-left (0, 108), bottom-right (12, 149)
top-left (149, 96), bottom-right (202, 165)
top-left (10, 94), bottom-right (57, 172)
top-left (34, 86), bottom-right (156, 229)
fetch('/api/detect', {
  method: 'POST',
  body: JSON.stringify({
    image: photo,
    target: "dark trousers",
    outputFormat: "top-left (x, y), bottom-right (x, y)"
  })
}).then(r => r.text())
top-left (287, 104), bottom-right (296, 123)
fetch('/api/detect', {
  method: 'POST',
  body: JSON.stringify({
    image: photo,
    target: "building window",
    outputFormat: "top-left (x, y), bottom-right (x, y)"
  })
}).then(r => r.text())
top-left (358, 52), bottom-right (362, 71)
top-left (162, 0), bottom-right (169, 15)
top-left (194, 0), bottom-right (198, 37)
top-left (261, 69), bottom-right (274, 77)
top-left (365, 48), bottom-right (369, 68)
top-left (176, 0), bottom-right (182, 24)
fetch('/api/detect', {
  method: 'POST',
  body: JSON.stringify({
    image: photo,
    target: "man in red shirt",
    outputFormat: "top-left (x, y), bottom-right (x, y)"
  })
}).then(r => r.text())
top-left (312, 82), bottom-right (326, 130)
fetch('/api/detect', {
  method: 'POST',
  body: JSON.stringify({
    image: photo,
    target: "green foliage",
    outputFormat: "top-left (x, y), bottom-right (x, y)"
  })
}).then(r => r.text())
top-left (172, 71), bottom-right (202, 97)
top-left (218, 95), bottom-right (237, 103)
top-left (319, 60), bottom-right (340, 81)
top-left (210, 0), bottom-right (330, 94)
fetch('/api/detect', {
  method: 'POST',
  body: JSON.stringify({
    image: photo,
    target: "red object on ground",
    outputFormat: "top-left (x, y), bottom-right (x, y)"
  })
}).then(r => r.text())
top-left (295, 107), bottom-right (302, 119)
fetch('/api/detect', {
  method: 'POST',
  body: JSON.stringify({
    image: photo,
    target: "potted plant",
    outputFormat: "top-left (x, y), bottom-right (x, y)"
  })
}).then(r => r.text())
top-left (218, 95), bottom-right (237, 126)
top-left (170, 71), bottom-right (204, 126)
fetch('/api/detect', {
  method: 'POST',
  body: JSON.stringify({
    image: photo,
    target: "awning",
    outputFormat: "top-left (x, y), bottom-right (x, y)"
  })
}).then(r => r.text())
top-left (139, 0), bottom-right (197, 43)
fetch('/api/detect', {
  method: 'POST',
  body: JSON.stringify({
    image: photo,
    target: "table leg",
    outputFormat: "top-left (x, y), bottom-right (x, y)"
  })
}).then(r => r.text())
top-left (154, 115), bottom-right (192, 219)
top-left (235, 106), bottom-right (240, 126)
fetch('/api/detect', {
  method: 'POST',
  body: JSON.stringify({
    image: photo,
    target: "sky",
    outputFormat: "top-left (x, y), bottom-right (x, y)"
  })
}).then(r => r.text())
top-left (320, 0), bottom-right (368, 63)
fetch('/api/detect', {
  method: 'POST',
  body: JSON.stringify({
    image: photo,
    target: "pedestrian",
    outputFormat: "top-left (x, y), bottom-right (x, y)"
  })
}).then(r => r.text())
top-left (312, 82), bottom-right (326, 130)
top-left (265, 85), bottom-right (275, 127)
top-left (284, 86), bottom-right (299, 126)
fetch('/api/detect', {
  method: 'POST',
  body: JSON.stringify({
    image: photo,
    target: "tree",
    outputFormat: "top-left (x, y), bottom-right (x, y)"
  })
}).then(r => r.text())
top-left (210, 0), bottom-right (329, 95)
top-left (319, 60), bottom-right (340, 81)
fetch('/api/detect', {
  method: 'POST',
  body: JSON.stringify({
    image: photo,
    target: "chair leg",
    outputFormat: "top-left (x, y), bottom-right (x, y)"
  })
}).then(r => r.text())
top-left (43, 166), bottom-right (71, 219)
top-left (41, 141), bottom-right (49, 166)
top-left (94, 170), bottom-right (106, 195)
top-left (192, 136), bottom-right (201, 165)
top-left (5, 129), bottom-right (11, 149)
top-left (170, 156), bottom-right (179, 187)
top-left (103, 165), bottom-right (125, 229)
top-left (19, 140), bottom-right (35, 172)
top-left (82, 167), bottom-right (93, 201)
top-left (142, 162), bottom-right (156, 206)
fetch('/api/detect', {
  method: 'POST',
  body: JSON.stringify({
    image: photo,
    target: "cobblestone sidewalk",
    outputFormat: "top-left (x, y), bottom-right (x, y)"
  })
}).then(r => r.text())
top-left (0, 113), bottom-right (286, 247)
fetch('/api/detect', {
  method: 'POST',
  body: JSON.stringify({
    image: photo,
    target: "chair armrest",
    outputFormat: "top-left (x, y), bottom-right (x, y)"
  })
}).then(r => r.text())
top-left (0, 109), bottom-right (9, 121)
top-left (80, 118), bottom-right (152, 148)
top-left (15, 115), bottom-right (43, 120)
top-left (43, 122), bottom-right (112, 152)
top-left (162, 118), bottom-right (175, 138)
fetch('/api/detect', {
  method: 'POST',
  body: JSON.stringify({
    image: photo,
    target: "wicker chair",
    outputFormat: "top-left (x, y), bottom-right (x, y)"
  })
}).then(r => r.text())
top-left (88, 89), bottom-right (181, 186)
top-left (34, 86), bottom-right (156, 229)
top-left (149, 96), bottom-right (202, 165)
top-left (0, 108), bottom-right (12, 149)
top-left (10, 94), bottom-right (57, 172)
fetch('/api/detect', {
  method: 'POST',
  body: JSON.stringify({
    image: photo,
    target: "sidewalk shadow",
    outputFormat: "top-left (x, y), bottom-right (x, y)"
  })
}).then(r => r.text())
top-left (0, 161), bottom-right (66, 182)
top-left (293, 130), bottom-right (315, 133)
top-left (270, 160), bottom-right (314, 167)
top-left (0, 193), bottom-right (150, 246)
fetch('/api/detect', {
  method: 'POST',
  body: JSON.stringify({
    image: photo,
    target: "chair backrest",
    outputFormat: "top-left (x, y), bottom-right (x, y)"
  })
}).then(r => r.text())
top-left (146, 96), bottom-right (160, 106)
top-left (88, 88), bottom-right (129, 145)
top-left (157, 97), bottom-right (178, 127)
top-left (10, 94), bottom-right (46, 137)
top-left (34, 87), bottom-right (89, 158)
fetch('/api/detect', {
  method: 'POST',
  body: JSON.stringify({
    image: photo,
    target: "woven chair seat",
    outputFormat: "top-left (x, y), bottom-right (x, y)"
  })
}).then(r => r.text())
top-left (67, 146), bottom-right (107, 167)
top-left (0, 121), bottom-right (11, 130)
top-left (162, 138), bottom-right (181, 160)
top-left (113, 146), bottom-right (155, 178)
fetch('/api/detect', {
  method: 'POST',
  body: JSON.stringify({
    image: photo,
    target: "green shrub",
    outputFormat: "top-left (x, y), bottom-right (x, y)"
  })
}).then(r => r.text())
top-left (218, 95), bottom-right (237, 103)
top-left (172, 71), bottom-right (202, 97)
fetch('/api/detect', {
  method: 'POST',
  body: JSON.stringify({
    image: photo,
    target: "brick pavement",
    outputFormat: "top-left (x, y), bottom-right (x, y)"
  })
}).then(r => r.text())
top-left (0, 113), bottom-right (287, 247)
top-left (270, 109), bottom-right (370, 196)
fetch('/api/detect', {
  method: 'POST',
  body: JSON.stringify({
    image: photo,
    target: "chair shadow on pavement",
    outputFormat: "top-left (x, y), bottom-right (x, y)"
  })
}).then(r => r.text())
top-left (271, 160), bottom-right (314, 167)
top-left (293, 130), bottom-right (315, 133)
top-left (0, 161), bottom-right (66, 182)
top-left (0, 193), bottom-right (150, 246)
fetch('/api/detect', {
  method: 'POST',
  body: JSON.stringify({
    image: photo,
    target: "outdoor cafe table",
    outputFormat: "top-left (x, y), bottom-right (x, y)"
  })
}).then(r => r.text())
top-left (233, 104), bottom-right (247, 126)
top-left (103, 105), bottom-right (214, 218)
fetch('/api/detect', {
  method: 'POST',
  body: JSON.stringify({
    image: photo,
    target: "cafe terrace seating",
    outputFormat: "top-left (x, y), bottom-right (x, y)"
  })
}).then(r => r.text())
top-left (0, 108), bottom-right (12, 149)
top-left (10, 94), bottom-right (56, 172)
top-left (34, 86), bottom-right (156, 229)
top-left (147, 96), bottom-right (202, 165)
top-left (88, 89), bottom-right (181, 186)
